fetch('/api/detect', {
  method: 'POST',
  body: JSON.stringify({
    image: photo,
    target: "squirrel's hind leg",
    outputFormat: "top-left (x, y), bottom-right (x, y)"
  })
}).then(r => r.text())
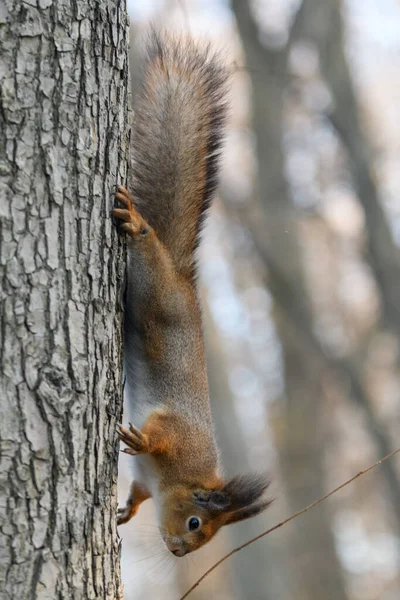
top-left (117, 480), bottom-right (151, 526)
top-left (113, 185), bottom-right (193, 323)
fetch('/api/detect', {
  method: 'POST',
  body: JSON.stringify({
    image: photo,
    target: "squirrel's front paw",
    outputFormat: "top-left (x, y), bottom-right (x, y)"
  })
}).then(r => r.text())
top-left (117, 423), bottom-right (149, 455)
top-left (113, 186), bottom-right (150, 237)
top-left (117, 503), bottom-right (136, 526)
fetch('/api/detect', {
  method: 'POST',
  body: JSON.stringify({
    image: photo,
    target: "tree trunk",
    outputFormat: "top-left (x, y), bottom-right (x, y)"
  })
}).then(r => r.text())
top-left (0, 1), bottom-right (129, 598)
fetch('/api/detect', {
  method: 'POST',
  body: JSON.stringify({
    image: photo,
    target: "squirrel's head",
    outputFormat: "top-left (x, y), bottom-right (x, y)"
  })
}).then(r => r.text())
top-left (160, 474), bottom-right (271, 556)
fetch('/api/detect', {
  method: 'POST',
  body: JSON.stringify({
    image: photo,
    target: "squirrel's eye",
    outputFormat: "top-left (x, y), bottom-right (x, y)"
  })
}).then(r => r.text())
top-left (187, 516), bottom-right (201, 531)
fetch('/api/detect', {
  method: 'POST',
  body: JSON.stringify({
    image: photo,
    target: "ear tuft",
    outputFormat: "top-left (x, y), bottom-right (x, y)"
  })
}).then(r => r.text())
top-left (223, 473), bottom-right (270, 511)
top-left (193, 473), bottom-right (271, 519)
top-left (224, 497), bottom-right (273, 525)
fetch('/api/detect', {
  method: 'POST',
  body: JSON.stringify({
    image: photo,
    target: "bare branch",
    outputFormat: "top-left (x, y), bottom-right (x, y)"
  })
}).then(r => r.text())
top-left (180, 447), bottom-right (400, 600)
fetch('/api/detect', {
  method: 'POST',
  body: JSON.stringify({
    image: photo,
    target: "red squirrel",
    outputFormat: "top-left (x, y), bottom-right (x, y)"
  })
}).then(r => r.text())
top-left (114, 31), bottom-right (271, 557)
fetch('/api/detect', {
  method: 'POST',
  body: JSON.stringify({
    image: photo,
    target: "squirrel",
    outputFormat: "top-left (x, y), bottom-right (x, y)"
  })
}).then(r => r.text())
top-left (114, 30), bottom-right (271, 557)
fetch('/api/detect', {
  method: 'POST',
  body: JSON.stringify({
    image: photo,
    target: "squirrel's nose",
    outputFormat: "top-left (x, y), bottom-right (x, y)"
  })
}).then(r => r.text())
top-left (165, 537), bottom-right (186, 557)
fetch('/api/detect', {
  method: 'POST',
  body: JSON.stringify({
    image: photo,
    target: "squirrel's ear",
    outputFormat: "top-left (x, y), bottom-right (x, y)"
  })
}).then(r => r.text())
top-left (222, 473), bottom-right (271, 511)
top-left (193, 473), bottom-right (271, 516)
top-left (193, 490), bottom-right (230, 511)
top-left (224, 498), bottom-right (273, 525)
top-left (222, 473), bottom-right (272, 524)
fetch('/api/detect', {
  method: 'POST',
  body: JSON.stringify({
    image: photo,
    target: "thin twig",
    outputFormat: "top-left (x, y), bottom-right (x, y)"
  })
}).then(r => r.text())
top-left (180, 447), bottom-right (400, 600)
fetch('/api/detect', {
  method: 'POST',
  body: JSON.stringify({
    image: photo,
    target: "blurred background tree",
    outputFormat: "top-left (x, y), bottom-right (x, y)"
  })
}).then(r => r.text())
top-left (118, 1), bottom-right (400, 599)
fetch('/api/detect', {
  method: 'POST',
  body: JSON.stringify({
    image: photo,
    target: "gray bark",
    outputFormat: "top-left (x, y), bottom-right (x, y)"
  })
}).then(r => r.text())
top-left (0, 1), bottom-right (129, 598)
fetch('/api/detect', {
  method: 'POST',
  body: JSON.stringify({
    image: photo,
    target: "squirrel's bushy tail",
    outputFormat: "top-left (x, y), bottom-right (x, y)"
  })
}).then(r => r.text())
top-left (131, 30), bottom-right (228, 280)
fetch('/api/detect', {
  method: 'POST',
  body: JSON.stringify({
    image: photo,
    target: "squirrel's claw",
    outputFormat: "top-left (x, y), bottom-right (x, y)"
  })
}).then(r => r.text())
top-left (117, 504), bottom-right (133, 526)
top-left (117, 422), bottom-right (149, 454)
top-left (113, 188), bottom-right (150, 239)
top-left (113, 208), bottom-right (132, 223)
top-left (116, 186), bottom-right (132, 207)
top-left (121, 448), bottom-right (137, 456)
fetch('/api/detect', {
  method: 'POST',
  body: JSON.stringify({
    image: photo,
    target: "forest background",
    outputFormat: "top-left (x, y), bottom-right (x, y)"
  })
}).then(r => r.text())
top-left (118, 1), bottom-right (400, 599)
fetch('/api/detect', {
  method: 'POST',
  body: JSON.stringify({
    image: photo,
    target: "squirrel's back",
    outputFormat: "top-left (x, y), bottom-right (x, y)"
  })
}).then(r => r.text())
top-left (131, 31), bottom-right (228, 280)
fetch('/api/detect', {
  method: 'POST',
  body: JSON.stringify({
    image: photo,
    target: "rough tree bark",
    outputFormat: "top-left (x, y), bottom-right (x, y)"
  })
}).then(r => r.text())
top-left (0, 1), bottom-right (129, 598)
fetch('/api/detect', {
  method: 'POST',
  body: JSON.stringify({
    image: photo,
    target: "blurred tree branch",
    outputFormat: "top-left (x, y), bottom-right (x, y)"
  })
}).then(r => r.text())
top-left (290, 0), bottom-right (400, 336)
top-left (231, 1), bottom-right (349, 598)
top-left (234, 202), bottom-right (400, 529)
top-left (286, 0), bottom-right (400, 522)
top-left (231, 0), bottom-right (400, 529)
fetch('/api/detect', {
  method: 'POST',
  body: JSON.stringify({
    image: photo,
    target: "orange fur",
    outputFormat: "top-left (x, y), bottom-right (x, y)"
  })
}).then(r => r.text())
top-left (117, 482), bottom-right (151, 525)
